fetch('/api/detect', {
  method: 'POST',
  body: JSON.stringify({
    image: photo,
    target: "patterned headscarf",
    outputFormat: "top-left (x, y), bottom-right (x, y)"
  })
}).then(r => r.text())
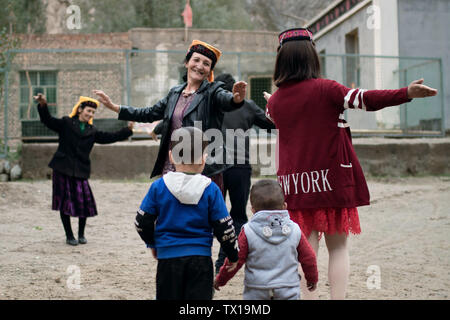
top-left (69, 96), bottom-right (99, 125)
top-left (187, 40), bottom-right (222, 82)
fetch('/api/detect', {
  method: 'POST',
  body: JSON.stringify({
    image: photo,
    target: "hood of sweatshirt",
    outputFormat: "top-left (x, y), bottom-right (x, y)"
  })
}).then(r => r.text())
top-left (163, 171), bottom-right (212, 205)
top-left (248, 210), bottom-right (294, 244)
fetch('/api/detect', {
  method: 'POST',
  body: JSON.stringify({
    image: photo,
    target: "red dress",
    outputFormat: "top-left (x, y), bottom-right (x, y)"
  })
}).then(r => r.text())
top-left (266, 78), bottom-right (411, 237)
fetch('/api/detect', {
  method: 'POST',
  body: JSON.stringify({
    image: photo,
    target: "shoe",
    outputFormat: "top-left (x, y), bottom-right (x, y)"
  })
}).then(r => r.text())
top-left (78, 236), bottom-right (87, 244)
top-left (66, 238), bottom-right (78, 246)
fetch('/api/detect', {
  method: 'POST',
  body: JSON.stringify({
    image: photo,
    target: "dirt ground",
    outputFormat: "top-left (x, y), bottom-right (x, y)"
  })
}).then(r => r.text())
top-left (0, 176), bottom-right (449, 300)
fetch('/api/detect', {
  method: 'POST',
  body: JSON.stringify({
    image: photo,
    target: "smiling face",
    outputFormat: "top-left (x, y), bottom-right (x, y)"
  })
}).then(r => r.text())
top-left (77, 106), bottom-right (96, 123)
top-left (185, 52), bottom-right (212, 84)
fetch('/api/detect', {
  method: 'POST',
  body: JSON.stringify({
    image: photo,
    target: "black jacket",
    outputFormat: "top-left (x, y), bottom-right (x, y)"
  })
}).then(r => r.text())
top-left (222, 99), bottom-right (276, 167)
top-left (118, 79), bottom-right (243, 178)
top-left (37, 103), bottom-right (133, 179)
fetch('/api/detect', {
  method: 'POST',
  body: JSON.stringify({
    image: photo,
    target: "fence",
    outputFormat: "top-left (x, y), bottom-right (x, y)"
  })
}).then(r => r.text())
top-left (0, 49), bottom-right (445, 158)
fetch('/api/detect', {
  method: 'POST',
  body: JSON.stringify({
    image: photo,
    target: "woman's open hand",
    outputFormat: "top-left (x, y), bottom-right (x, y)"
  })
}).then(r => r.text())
top-left (33, 93), bottom-right (47, 106)
top-left (407, 79), bottom-right (438, 99)
top-left (93, 90), bottom-right (120, 113)
top-left (232, 81), bottom-right (247, 104)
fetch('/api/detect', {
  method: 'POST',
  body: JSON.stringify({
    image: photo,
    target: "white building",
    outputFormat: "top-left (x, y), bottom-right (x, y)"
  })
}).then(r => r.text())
top-left (306, 0), bottom-right (449, 135)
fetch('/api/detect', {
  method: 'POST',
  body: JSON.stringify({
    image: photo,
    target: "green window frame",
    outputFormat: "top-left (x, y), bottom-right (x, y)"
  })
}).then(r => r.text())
top-left (249, 76), bottom-right (272, 111)
top-left (19, 71), bottom-right (57, 119)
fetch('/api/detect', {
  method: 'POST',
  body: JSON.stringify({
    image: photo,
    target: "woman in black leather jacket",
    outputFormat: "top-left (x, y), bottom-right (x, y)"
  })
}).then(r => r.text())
top-left (94, 40), bottom-right (247, 192)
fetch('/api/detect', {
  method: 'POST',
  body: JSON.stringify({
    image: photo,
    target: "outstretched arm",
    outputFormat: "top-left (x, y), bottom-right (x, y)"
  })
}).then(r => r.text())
top-left (407, 78), bottom-right (438, 98)
top-left (327, 78), bottom-right (437, 112)
top-left (34, 93), bottom-right (64, 133)
top-left (94, 126), bottom-right (133, 144)
top-left (93, 90), bottom-right (120, 113)
top-left (93, 90), bottom-right (167, 123)
top-left (214, 81), bottom-right (247, 112)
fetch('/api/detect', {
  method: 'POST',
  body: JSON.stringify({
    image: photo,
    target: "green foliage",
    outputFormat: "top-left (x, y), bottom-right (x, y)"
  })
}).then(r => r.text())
top-left (77, 0), bottom-right (145, 33)
top-left (0, 26), bottom-right (21, 109)
top-left (0, 0), bottom-right (255, 34)
top-left (77, 0), bottom-right (254, 33)
top-left (0, 139), bottom-right (21, 162)
top-left (190, 0), bottom-right (254, 30)
top-left (0, 27), bottom-right (20, 67)
top-left (0, 0), bottom-right (46, 34)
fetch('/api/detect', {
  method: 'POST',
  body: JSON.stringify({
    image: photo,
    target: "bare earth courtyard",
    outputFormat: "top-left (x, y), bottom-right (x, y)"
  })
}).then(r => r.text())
top-left (0, 176), bottom-right (449, 300)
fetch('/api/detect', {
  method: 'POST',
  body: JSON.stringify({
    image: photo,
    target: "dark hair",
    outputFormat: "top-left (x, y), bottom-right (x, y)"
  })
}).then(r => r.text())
top-left (169, 127), bottom-right (208, 164)
top-left (183, 50), bottom-right (216, 83)
top-left (273, 40), bottom-right (321, 87)
top-left (186, 45), bottom-right (217, 69)
top-left (215, 73), bottom-right (235, 91)
top-left (79, 101), bottom-right (98, 109)
top-left (250, 179), bottom-right (285, 212)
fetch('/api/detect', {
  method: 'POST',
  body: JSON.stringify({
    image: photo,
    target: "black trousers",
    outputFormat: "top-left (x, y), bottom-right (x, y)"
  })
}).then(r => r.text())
top-left (156, 256), bottom-right (214, 300)
top-left (215, 166), bottom-right (251, 273)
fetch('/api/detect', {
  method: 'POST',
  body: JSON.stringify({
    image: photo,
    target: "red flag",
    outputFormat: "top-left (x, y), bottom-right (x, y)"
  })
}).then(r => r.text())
top-left (181, 0), bottom-right (193, 28)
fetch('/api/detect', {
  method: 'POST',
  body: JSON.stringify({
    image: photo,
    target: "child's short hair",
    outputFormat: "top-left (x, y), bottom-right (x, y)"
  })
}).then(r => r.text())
top-left (169, 126), bottom-right (208, 164)
top-left (250, 179), bottom-right (285, 212)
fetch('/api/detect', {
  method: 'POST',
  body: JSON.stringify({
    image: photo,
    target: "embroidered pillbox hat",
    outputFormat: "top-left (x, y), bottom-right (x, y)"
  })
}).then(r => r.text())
top-left (278, 27), bottom-right (314, 49)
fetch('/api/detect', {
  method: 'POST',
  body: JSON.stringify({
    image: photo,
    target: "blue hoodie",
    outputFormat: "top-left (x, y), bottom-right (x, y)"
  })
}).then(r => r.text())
top-left (139, 171), bottom-right (229, 259)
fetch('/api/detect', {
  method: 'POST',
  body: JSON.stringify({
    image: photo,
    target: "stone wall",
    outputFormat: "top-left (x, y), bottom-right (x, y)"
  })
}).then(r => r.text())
top-left (21, 138), bottom-right (450, 180)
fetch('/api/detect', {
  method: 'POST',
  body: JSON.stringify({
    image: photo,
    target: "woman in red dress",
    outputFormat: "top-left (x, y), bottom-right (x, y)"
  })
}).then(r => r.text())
top-left (264, 28), bottom-right (437, 299)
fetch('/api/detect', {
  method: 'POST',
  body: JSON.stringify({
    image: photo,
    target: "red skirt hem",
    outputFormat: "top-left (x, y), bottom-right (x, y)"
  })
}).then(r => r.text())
top-left (288, 207), bottom-right (361, 238)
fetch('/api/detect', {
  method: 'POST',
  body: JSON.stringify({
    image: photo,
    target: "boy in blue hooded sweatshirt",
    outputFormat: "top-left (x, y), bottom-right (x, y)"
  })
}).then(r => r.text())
top-left (135, 127), bottom-right (238, 300)
top-left (214, 179), bottom-right (318, 300)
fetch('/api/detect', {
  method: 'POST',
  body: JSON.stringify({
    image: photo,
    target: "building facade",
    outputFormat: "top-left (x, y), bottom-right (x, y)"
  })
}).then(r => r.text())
top-left (306, 0), bottom-right (448, 134)
top-left (1, 28), bottom-right (278, 144)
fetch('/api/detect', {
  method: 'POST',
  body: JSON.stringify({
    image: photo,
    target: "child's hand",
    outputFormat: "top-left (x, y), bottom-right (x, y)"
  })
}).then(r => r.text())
top-left (263, 91), bottom-right (272, 102)
top-left (213, 280), bottom-right (221, 291)
top-left (151, 248), bottom-right (157, 259)
top-left (307, 282), bottom-right (317, 292)
top-left (33, 93), bottom-right (47, 105)
top-left (150, 130), bottom-right (159, 142)
top-left (407, 79), bottom-right (438, 99)
top-left (226, 261), bottom-right (238, 272)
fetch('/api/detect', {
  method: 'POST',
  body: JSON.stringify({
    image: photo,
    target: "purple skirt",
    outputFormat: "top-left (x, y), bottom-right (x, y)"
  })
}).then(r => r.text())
top-left (52, 170), bottom-right (98, 218)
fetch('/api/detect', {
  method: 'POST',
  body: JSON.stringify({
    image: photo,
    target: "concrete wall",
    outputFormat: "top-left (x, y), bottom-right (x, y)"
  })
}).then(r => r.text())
top-left (21, 138), bottom-right (450, 180)
top-left (397, 0), bottom-right (450, 132)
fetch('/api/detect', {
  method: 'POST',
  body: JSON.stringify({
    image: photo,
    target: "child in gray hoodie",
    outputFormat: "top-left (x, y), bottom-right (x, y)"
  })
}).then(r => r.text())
top-left (214, 179), bottom-right (318, 300)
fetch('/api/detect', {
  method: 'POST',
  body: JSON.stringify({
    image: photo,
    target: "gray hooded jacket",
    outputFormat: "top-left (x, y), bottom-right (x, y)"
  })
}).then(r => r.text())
top-left (243, 210), bottom-right (301, 289)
